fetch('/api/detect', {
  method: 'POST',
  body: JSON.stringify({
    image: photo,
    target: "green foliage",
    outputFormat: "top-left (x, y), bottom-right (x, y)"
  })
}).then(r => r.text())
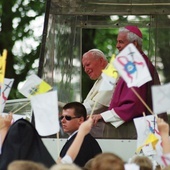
top-left (84, 15), bottom-right (170, 85)
top-left (1, 0), bottom-right (170, 101)
top-left (94, 28), bottom-right (118, 60)
top-left (0, 0), bottom-right (46, 98)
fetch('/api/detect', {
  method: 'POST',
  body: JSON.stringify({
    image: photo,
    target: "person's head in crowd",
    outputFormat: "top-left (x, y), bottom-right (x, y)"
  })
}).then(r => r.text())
top-left (155, 165), bottom-right (161, 170)
top-left (50, 163), bottom-right (82, 170)
top-left (90, 152), bottom-right (125, 170)
top-left (116, 25), bottom-right (143, 52)
top-left (130, 155), bottom-right (153, 170)
top-left (60, 102), bottom-right (87, 135)
top-left (83, 158), bottom-right (94, 170)
top-left (7, 160), bottom-right (48, 170)
top-left (82, 49), bottom-right (108, 80)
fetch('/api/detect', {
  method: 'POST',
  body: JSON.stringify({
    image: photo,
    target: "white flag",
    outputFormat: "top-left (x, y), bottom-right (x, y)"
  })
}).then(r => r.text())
top-left (98, 73), bottom-right (116, 91)
top-left (99, 54), bottom-right (118, 91)
top-left (124, 163), bottom-right (140, 170)
top-left (152, 83), bottom-right (170, 114)
top-left (30, 90), bottom-right (60, 136)
top-left (154, 153), bottom-right (170, 168)
top-left (133, 115), bottom-right (161, 155)
top-left (113, 43), bottom-right (152, 87)
top-left (0, 78), bottom-right (14, 112)
top-left (19, 74), bottom-right (52, 98)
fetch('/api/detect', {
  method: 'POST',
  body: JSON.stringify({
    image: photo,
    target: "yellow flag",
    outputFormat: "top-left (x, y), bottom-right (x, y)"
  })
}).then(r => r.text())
top-left (136, 133), bottom-right (159, 153)
top-left (143, 133), bottom-right (159, 149)
top-left (28, 80), bottom-right (52, 98)
top-left (102, 54), bottom-right (118, 79)
top-left (0, 49), bottom-right (7, 83)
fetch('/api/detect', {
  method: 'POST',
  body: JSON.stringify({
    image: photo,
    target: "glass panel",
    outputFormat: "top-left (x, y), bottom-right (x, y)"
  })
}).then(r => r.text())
top-left (41, 0), bottom-right (170, 138)
top-left (4, 99), bottom-right (32, 122)
top-left (51, 0), bottom-right (170, 15)
top-left (81, 14), bottom-right (170, 85)
top-left (43, 14), bottom-right (82, 105)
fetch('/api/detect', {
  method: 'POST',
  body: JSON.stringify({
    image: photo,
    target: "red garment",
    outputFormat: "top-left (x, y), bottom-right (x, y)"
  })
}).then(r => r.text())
top-left (109, 51), bottom-right (160, 122)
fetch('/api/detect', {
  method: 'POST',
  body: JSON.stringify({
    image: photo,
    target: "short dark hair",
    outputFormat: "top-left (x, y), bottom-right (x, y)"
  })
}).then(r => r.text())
top-left (63, 102), bottom-right (87, 120)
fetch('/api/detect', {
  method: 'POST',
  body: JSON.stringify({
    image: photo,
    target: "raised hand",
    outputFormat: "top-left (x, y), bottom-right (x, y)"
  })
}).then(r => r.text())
top-left (0, 112), bottom-right (13, 130)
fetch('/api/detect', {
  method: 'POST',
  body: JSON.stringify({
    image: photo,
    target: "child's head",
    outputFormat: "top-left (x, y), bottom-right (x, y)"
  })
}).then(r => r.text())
top-left (7, 160), bottom-right (48, 170)
top-left (130, 155), bottom-right (153, 170)
top-left (91, 152), bottom-right (125, 170)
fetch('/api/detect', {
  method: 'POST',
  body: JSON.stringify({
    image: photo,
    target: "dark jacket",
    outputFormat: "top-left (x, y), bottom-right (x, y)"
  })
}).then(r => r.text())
top-left (0, 119), bottom-right (55, 170)
top-left (60, 132), bottom-right (102, 167)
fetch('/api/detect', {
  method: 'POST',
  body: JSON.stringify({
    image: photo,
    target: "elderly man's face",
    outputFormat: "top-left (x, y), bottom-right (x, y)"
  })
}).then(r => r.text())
top-left (116, 32), bottom-right (130, 52)
top-left (82, 53), bottom-right (105, 80)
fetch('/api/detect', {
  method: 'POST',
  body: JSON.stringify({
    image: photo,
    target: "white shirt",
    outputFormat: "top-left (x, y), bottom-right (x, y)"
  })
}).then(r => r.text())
top-left (101, 109), bottom-right (124, 128)
top-left (83, 76), bottom-right (115, 114)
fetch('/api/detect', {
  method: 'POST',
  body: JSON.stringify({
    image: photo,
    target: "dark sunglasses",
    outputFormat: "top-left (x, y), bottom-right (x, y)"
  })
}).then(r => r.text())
top-left (60, 115), bottom-right (80, 121)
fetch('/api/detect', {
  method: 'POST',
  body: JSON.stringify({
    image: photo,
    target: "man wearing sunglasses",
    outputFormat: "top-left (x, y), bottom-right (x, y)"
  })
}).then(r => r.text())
top-left (59, 102), bottom-right (102, 167)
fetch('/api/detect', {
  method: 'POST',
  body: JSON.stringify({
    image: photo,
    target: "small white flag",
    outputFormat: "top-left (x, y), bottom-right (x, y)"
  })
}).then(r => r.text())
top-left (98, 73), bottom-right (116, 91)
top-left (19, 74), bottom-right (52, 98)
top-left (30, 90), bottom-right (60, 136)
top-left (133, 115), bottom-right (161, 154)
top-left (154, 153), bottom-right (170, 168)
top-left (124, 163), bottom-right (140, 170)
top-left (152, 83), bottom-right (170, 114)
top-left (113, 43), bottom-right (152, 87)
top-left (0, 78), bottom-right (14, 112)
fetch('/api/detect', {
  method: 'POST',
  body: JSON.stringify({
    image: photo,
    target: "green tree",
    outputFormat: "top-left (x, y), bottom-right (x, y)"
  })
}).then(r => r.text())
top-left (0, 0), bottom-right (45, 98)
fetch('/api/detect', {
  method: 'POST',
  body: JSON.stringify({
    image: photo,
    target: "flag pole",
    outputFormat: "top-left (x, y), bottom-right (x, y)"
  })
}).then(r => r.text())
top-left (11, 101), bottom-right (31, 114)
top-left (11, 80), bottom-right (50, 114)
top-left (131, 87), bottom-right (154, 115)
top-left (90, 100), bottom-right (98, 118)
top-left (56, 132), bottom-right (60, 158)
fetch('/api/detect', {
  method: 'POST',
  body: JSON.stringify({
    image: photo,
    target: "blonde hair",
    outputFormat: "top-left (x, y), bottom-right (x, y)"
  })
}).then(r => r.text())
top-left (50, 163), bottom-right (82, 170)
top-left (91, 153), bottom-right (125, 170)
top-left (7, 160), bottom-right (48, 170)
top-left (130, 155), bottom-right (153, 170)
top-left (83, 158), bottom-right (94, 170)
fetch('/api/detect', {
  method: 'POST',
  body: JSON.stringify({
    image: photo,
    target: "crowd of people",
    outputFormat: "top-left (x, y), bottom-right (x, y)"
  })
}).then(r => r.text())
top-left (0, 25), bottom-right (170, 169)
top-left (0, 112), bottom-right (170, 170)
